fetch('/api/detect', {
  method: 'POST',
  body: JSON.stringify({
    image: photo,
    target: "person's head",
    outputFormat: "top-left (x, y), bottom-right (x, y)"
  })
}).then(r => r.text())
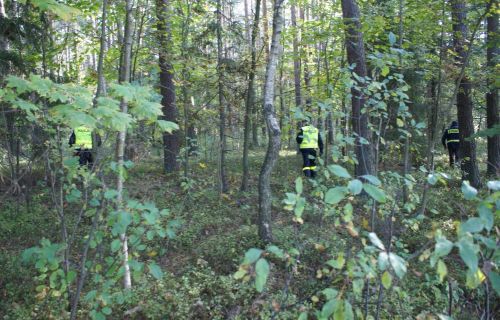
top-left (451, 121), bottom-right (458, 127)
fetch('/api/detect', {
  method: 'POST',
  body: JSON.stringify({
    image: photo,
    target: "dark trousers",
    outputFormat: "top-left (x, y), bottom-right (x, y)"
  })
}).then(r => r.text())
top-left (75, 149), bottom-right (93, 167)
top-left (447, 142), bottom-right (459, 167)
top-left (300, 148), bottom-right (317, 178)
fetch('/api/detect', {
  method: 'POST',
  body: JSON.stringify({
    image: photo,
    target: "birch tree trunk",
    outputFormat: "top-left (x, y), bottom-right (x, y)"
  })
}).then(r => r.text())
top-left (341, 0), bottom-right (374, 177)
top-left (241, 0), bottom-right (261, 192)
top-left (116, 0), bottom-right (133, 289)
top-left (258, 0), bottom-right (284, 243)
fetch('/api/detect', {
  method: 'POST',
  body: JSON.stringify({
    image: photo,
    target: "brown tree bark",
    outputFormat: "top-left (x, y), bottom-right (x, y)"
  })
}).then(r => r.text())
top-left (486, 8), bottom-right (499, 176)
top-left (241, 0), bottom-right (261, 192)
top-left (291, 4), bottom-right (302, 113)
top-left (451, 0), bottom-right (481, 188)
top-left (258, 0), bottom-right (284, 243)
top-left (217, 0), bottom-right (229, 193)
top-left (341, 0), bottom-right (374, 177)
top-left (157, 0), bottom-right (180, 173)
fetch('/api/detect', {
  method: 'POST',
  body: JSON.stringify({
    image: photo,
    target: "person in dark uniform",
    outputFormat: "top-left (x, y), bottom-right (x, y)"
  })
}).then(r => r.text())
top-left (296, 121), bottom-right (324, 178)
top-left (441, 121), bottom-right (460, 167)
top-left (69, 126), bottom-right (101, 167)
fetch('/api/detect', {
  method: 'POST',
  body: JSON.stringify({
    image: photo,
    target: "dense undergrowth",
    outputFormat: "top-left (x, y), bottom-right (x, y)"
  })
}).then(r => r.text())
top-left (0, 149), bottom-right (497, 319)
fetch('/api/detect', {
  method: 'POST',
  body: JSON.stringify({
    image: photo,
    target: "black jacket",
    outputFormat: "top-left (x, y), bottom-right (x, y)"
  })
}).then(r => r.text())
top-left (296, 128), bottom-right (324, 154)
top-left (441, 125), bottom-right (460, 148)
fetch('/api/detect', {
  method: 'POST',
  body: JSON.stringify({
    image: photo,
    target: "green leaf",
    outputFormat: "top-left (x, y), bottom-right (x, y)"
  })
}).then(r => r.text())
top-left (389, 253), bottom-right (407, 279)
top-left (396, 118), bottom-right (404, 127)
top-left (148, 263), bottom-right (163, 280)
top-left (325, 187), bottom-right (347, 204)
top-left (322, 288), bottom-right (338, 300)
top-left (427, 174), bottom-right (438, 185)
top-left (435, 236), bottom-right (453, 257)
top-left (101, 307), bottom-right (112, 315)
top-left (93, 311), bottom-right (106, 320)
top-left (344, 300), bottom-right (354, 320)
top-left (130, 101), bottom-right (162, 120)
top-left (363, 184), bottom-right (387, 203)
top-left (111, 239), bottom-right (121, 253)
top-left (328, 165), bottom-right (351, 179)
top-left (489, 271), bottom-right (500, 296)
top-left (457, 238), bottom-right (478, 272)
top-left (461, 181), bottom-right (477, 200)
top-left (478, 204), bottom-right (493, 231)
top-left (437, 259), bottom-right (447, 282)
top-left (157, 120), bottom-right (179, 134)
top-left (378, 252), bottom-right (389, 270)
top-left (361, 175), bottom-right (381, 186)
top-left (382, 271), bottom-right (392, 289)
top-left (267, 245), bottom-right (284, 259)
top-left (326, 253), bottom-right (345, 269)
top-left (255, 258), bottom-right (270, 293)
top-left (295, 177), bottom-right (303, 194)
top-left (486, 180), bottom-right (500, 191)
top-left (295, 196), bottom-right (306, 217)
top-left (104, 189), bottom-right (118, 200)
top-left (347, 179), bottom-right (363, 195)
top-left (234, 269), bottom-right (247, 280)
top-left (460, 217), bottom-right (484, 234)
top-left (6, 75), bottom-right (31, 93)
top-left (369, 233), bottom-right (386, 250)
top-left (243, 248), bottom-right (262, 265)
top-left (321, 299), bottom-right (338, 318)
top-left (381, 66), bottom-right (390, 77)
top-left (298, 312), bottom-right (308, 320)
top-left (388, 31), bottom-right (397, 46)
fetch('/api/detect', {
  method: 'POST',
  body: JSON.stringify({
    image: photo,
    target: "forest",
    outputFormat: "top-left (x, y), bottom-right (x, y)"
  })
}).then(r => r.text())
top-left (0, 0), bottom-right (498, 319)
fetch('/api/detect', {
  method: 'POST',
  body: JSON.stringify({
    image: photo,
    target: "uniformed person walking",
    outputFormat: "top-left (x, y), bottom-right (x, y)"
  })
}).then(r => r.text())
top-left (296, 121), bottom-right (323, 178)
top-left (69, 126), bottom-right (100, 167)
top-left (441, 121), bottom-right (460, 167)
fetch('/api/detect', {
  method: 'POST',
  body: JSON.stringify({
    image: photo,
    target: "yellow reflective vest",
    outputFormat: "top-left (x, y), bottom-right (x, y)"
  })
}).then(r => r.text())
top-left (74, 126), bottom-right (93, 149)
top-left (300, 125), bottom-right (319, 149)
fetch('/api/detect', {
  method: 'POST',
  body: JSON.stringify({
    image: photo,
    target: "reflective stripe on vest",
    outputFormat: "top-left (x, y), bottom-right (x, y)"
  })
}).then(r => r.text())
top-left (300, 126), bottom-right (319, 149)
top-left (446, 128), bottom-right (460, 145)
top-left (74, 126), bottom-right (93, 149)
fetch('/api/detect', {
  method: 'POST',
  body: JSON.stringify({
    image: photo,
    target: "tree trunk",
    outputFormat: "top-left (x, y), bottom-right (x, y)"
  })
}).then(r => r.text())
top-left (291, 5), bottom-right (302, 113)
top-left (116, 0), bottom-right (134, 290)
top-left (241, 0), bottom-right (261, 192)
top-left (300, 7), bottom-right (312, 111)
top-left (486, 9), bottom-right (499, 176)
top-left (157, 0), bottom-right (180, 173)
top-left (451, 0), bottom-right (481, 188)
top-left (341, 0), bottom-right (374, 177)
top-left (217, 0), bottom-right (229, 193)
top-left (258, 0), bottom-right (284, 243)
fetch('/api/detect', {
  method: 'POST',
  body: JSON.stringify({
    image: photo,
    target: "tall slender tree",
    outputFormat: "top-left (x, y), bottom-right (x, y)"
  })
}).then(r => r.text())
top-left (486, 7), bottom-right (499, 176)
top-left (241, 0), bottom-right (262, 192)
top-left (217, 0), bottom-right (229, 193)
top-left (157, 0), bottom-right (180, 173)
top-left (451, 0), bottom-right (481, 188)
top-left (291, 4), bottom-right (302, 114)
top-left (116, 0), bottom-right (134, 289)
top-left (341, 0), bottom-right (374, 177)
top-left (258, 0), bottom-right (285, 243)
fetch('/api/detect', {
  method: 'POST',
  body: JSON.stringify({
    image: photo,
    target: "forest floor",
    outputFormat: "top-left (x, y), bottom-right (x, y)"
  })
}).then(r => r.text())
top-left (0, 147), bottom-right (491, 319)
